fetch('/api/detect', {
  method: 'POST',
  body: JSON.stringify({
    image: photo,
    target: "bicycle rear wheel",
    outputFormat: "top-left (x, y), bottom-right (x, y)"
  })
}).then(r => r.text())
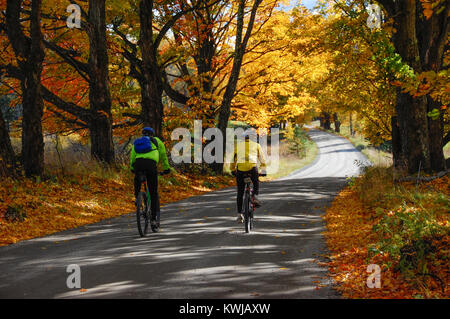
top-left (249, 204), bottom-right (254, 231)
top-left (136, 191), bottom-right (149, 237)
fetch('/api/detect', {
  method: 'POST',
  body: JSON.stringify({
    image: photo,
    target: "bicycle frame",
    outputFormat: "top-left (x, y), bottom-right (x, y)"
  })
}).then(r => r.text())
top-left (244, 177), bottom-right (255, 211)
top-left (138, 172), bottom-right (151, 208)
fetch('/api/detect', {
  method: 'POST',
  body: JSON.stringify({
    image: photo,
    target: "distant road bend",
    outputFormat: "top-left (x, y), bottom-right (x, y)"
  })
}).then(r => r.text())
top-left (0, 128), bottom-right (370, 298)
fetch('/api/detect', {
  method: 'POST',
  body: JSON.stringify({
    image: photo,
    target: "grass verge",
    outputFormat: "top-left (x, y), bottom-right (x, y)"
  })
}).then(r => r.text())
top-left (263, 128), bottom-right (318, 181)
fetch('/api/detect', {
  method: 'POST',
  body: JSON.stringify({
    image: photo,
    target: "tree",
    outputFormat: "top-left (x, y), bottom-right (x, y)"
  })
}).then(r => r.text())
top-left (5, 0), bottom-right (45, 177)
top-left (112, 0), bottom-right (204, 137)
top-left (215, 0), bottom-right (266, 172)
top-left (0, 99), bottom-right (17, 177)
top-left (377, 0), bottom-right (449, 173)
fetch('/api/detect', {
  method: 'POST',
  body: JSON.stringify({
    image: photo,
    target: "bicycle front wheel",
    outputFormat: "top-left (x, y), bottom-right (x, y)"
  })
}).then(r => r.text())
top-left (136, 191), bottom-right (149, 237)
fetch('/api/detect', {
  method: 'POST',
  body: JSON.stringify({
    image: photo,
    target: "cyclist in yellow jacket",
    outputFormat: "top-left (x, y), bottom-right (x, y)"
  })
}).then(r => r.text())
top-left (230, 131), bottom-right (267, 222)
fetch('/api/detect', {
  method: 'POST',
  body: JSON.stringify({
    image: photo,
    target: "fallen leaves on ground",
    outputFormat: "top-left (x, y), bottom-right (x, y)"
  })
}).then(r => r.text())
top-left (323, 172), bottom-right (449, 299)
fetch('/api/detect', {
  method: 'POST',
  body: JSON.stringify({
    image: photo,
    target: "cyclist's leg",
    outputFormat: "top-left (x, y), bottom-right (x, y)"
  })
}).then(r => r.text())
top-left (236, 170), bottom-right (245, 215)
top-left (133, 160), bottom-right (148, 201)
top-left (250, 167), bottom-right (259, 195)
top-left (133, 172), bottom-right (141, 202)
top-left (146, 160), bottom-right (160, 222)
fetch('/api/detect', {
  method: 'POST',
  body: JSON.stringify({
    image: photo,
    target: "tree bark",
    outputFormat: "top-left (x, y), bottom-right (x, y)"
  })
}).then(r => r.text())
top-left (321, 112), bottom-right (331, 130)
top-left (215, 0), bottom-right (264, 173)
top-left (87, 0), bottom-right (115, 164)
top-left (333, 112), bottom-right (341, 133)
top-left (6, 0), bottom-right (45, 177)
top-left (417, 2), bottom-right (449, 171)
top-left (0, 107), bottom-right (18, 178)
top-left (427, 98), bottom-right (446, 171)
top-left (391, 116), bottom-right (404, 170)
top-left (349, 113), bottom-right (354, 136)
top-left (377, 0), bottom-right (448, 173)
top-left (139, 0), bottom-right (164, 137)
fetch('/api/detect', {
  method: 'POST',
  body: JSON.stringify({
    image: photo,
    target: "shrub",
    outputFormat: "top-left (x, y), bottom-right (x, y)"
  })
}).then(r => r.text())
top-left (4, 204), bottom-right (27, 223)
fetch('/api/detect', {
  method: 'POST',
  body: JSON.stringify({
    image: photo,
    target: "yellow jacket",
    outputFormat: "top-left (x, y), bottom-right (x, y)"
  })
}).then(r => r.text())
top-left (230, 140), bottom-right (267, 172)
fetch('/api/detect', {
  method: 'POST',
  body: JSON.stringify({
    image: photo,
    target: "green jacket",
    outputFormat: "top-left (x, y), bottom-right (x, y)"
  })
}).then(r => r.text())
top-left (130, 136), bottom-right (170, 171)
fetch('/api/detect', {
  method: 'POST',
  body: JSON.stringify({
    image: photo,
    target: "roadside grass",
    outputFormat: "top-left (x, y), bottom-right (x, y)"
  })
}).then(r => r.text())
top-left (263, 130), bottom-right (318, 181)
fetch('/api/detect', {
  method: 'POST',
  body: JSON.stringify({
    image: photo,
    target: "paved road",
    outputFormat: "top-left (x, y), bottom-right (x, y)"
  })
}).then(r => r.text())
top-left (0, 129), bottom-right (369, 299)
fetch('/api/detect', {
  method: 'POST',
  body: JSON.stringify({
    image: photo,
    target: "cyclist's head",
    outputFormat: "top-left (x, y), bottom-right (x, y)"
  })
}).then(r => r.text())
top-left (243, 129), bottom-right (256, 141)
top-left (142, 127), bottom-right (155, 136)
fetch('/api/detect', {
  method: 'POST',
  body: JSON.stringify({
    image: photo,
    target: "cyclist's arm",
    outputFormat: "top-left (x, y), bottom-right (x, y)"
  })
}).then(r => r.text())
top-left (130, 145), bottom-right (137, 170)
top-left (230, 146), bottom-right (237, 172)
top-left (156, 138), bottom-right (170, 171)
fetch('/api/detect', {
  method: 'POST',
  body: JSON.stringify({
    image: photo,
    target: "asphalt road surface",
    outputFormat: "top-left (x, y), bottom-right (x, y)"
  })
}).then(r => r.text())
top-left (0, 129), bottom-right (370, 299)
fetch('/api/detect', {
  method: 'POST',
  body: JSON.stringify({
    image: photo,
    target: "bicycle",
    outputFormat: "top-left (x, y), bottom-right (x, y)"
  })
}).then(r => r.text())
top-left (242, 171), bottom-right (265, 233)
top-left (135, 170), bottom-right (169, 237)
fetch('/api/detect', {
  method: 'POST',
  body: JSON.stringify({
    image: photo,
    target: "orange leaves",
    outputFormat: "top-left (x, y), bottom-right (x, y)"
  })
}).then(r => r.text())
top-left (418, 0), bottom-right (447, 20)
top-left (323, 173), bottom-right (450, 299)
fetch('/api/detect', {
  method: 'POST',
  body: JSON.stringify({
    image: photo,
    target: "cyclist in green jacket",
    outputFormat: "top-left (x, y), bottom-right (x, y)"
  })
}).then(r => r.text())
top-left (130, 127), bottom-right (171, 228)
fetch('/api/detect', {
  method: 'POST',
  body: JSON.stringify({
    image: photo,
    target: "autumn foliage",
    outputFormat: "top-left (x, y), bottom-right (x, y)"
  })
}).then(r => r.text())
top-left (324, 168), bottom-right (449, 298)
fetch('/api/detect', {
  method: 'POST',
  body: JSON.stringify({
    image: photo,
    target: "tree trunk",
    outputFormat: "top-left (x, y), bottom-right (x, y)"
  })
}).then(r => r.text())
top-left (417, 3), bottom-right (448, 172)
top-left (378, 0), bottom-right (449, 173)
top-left (395, 90), bottom-right (430, 174)
top-left (391, 116), bottom-right (404, 170)
top-left (321, 112), bottom-right (331, 130)
top-left (386, 0), bottom-right (430, 174)
top-left (349, 113), bottom-right (354, 136)
top-left (0, 108), bottom-right (17, 178)
top-left (333, 112), bottom-right (341, 133)
top-left (87, 0), bottom-right (115, 164)
top-left (216, 0), bottom-right (263, 173)
top-left (427, 98), bottom-right (446, 171)
top-left (139, 0), bottom-right (164, 137)
top-left (6, 0), bottom-right (45, 177)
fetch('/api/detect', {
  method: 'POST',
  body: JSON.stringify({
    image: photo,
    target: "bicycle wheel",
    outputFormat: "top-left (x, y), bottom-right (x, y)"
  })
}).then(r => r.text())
top-left (136, 191), bottom-right (149, 237)
top-left (249, 202), bottom-right (254, 231)
top-left (244, 191), bottom-right (251, 233)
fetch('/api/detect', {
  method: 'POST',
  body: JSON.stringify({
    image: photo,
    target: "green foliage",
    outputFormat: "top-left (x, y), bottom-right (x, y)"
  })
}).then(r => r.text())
top-left (286, 126), bottom-right (310, 157)
top-left (202, 180), bottom-right (218, 188)
top-left (370, 204), bottom-right (448, 278)
top-left (4, 204), bottom-right (27, 223)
